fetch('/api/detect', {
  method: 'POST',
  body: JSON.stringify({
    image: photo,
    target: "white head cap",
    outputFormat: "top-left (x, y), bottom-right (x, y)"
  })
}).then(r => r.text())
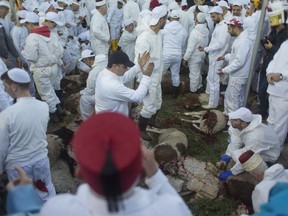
top-left (95, 0), bottom-right (106, 7)
top-left (169, 9), bottom-right (180, 19)
top-left (20, 12), bottom-right (39, 24)
top-left (79, 50), bottom-right (96, 61)
top-left (7, 68), bottom-right (30, 83)
top-left (38, 2), bottom-right (52, 14)
top-left (122, 19), bottom-right (133, 28)
top-left (149, 5), bottom-right (168, 26)
top-left (217, 0), bottom-right (230, 9)
top-left (0, 1), bottom-right (10, 9)
top-left (228, 107), bottom-right (253, 122)
top-left (209, 6), bottom-right (223, 14)
top-left (232, 0), bottom-right (243, 6)
top-left (196, 12), bottom-right (206, 23)
top-left (17, 10), bottom-right (28, 19)
top-left (45, 12), bottom-right (64, 26)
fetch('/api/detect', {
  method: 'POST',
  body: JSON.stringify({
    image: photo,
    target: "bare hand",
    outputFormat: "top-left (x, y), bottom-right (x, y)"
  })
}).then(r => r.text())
top-left (182, 59), bottom-right (188, 67)
top-left (264, 39), bottom-right (273, 50)
top-left (217, 69), bottom-right (224, 75)
top-left (6, 167), bottom-right (32, 191)
top-left (141, 145), bottom-right (158, 178)
top-left (267, 73), bottom-right (282, 85)
top-left (198, 46), bottom-right (204, 52)
top-left (137, 51), bottom-right (150, 69)
top-left (143, 62), bottom-right (154, 77)
top-left (217, 56), bottom-right (225, 61)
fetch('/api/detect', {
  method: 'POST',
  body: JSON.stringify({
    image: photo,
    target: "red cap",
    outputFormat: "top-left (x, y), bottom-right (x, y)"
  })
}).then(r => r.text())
top-left (72, 112), bottom-right (142, 196)
top-left (150, 0), bottom-right (161, 10)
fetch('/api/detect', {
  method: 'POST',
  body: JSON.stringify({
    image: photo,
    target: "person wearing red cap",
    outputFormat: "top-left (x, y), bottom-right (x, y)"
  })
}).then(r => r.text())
top-left (217, 107), bottom-right (281, 181)
top-left (217, 17), bottom-right (253, 115)
top-left (34, 112), bottom-right (192, 215)
top-left (0, 68), bottom-right (56, 202)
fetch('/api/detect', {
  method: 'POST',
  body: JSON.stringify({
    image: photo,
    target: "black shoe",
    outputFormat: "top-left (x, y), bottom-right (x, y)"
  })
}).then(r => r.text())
top-left (138, 115), bottom-right (152, 141)
top-left (148, 110), bottom-right (159, 127)
top-left (173, 86), bottom-right (180, 98)
top-left (49, 112), bottom-right (59, 123)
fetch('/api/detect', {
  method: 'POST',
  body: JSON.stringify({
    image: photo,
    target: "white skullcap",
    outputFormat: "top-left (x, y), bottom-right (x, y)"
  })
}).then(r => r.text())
top-left (169, 9), bottom-right (180, 19)
top-left (149, 5), bottom-right (168, 26)
top-left (22, 1), bottom-right (39, 12)
top-left (196, 12), bottom-right (206, 23)
top-left (79, 50), bottom-right (96, 61)
top-left (45, 12), bottom-right (64, 26)
top-left (71, 1), bottom-right (80, 6)
top-left (0, 1), bottom-right (10, 9)
top-left (217, 0), bottom-right (230, 9)
top-left (228, 107), bottom-right (253, 122)
top-left (122, 19), bottom-right (133, 28)
top-left (52, 2), bottom-right (63, 10)
top-left (94, 54), bottom-right (108, 64)
top-left (95, 0), bottom-right (106, 7)
top-left (38, 2), bottom-right (52, 13)
top-left (232, 0), bottom-right (243, 6)
top-left (17, 10), bottom-right (28, 19)
top-left (7, 68), bottom-right (30, 83)
top-left (20, 12), bottom-right (39, 24)
top-left (209, 6), bottom-right (223, 14)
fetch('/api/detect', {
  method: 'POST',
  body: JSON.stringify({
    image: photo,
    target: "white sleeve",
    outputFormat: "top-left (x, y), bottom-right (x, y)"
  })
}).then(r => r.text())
top-left (183, 31), bottom-right (198, 60)
top-left (0, 113), bottom-right (9, 174)
top-left (22, 35), bottom-right (39, 63)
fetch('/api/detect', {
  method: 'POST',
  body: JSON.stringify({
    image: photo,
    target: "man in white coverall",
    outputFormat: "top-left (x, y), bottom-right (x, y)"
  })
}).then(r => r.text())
top-left (90, 0), bottom-right (111, 55)
top-left (79, 50), bottom-right (108, 120)
top-left (162, 9), bottom-right (187, 98)
top-left (0, 68), bottom-right (56, 202)
top-left (266, 40), bottom-right (288, 149)
top-left (134, 5), bottom-right (168, 141)
top-left (217, 107), bottom-right (281, 181)
top-left (95, 51), bottom-right (154, 116)
top-left (217, 17), bottom-right (253, 115)
top-left (198, 6), bottom-right (230, 109)
top-left (22, 12), bottom-right (64, 123)
top-left (183, 12), bottom-right (209, 93)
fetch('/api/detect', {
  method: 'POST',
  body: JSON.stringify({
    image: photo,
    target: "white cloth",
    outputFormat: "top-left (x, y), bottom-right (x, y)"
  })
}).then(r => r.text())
top-left (90, 10), bottom-right (110, 55)
top-left (266, 40), bottom-right (288, 147)
top-left (0, 97), bottom-right (49, 174)
top-left (118, 30), bottom-right (137, 61)
top-left (252, 164), bottom-right (288, 213)
top-left (40, 170), bottom-right (193, 216)
top-left (180, 9), bottom-right (195, 34)
top-left (0, 58), bottom-right (12, 112)
top-left (134, 27), bottom-right (163, 118)
top-left (107, 5), bottom-right (123, 39)
top-left (222, 30), bottom-right (253, 114)
top-left (204, 20), bottom-right (230, 107)
top-left (22, 31), bottom-right (63, 112)
top-left (95, 65), bottom-right (151, 116)
top-left (226, 115), bottom-right (281, 175)
top-left (162, 20), bottom-right (187, 87)
top-left (183, 23), bottom-right (209, 92)
top-left (123, 0), bottom-right (140, 23)
top-left (10, 26), bottom-right (29, 62)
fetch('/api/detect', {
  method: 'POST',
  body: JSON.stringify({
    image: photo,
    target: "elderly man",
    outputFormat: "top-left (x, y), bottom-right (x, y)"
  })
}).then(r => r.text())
top-left (95, 51), bottom-right (154, 116)
top-left (217, 107), bottom-right (281, 181)
top-left (0, 68), bottom-right (56, 202)
top-left (134, 5), bottom-right (168, 141)
top-left (5, 112), bottom-right (193, 216)
top-left (198, 6), bottom-right (230, 109)
top-left (217, 17), bottom-right (253, 115)
top-left (90, 0), bottom-right (111, 55)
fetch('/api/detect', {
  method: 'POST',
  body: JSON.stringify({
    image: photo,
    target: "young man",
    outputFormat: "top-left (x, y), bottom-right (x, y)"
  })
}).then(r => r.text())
top-left (198, 6), bottom-right (230, 109)
top-left (95, 51), bottom-right (153, 116)
top-left (217, 107), bottom-right (281, 181)
top-left (0, 68), bottom-right (56, 201)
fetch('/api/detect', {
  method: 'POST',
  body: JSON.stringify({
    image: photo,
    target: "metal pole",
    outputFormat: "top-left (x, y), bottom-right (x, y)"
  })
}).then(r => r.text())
top-left (244, 0), bottom-right (270, 106)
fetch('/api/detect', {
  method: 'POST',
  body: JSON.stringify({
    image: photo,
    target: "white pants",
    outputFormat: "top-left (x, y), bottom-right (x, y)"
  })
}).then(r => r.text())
top-left (140, 77), bottom-right (162, 118)
top-left (32, 65), bottom-right (60, 113)
top-left (80, 94), bottom-right (95, 120)
top-left (205, 60), bottom-right (223, 107)
top-left (188, 60), bottom-right (203, 92)
top-left (110, 24), bottom-right (121, 39)
top-left (224, 76), bottom-right (247, 115)
top-left (7, 157), bottom-right (56, 202)
top-left (268, 95), bottom-right (288, 148)
top-left (163, 55), bottom-right (182, 87)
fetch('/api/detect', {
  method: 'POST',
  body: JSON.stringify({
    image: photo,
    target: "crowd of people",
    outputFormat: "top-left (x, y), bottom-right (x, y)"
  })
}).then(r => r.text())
top-left (0, 0), bottom-right (288, 215)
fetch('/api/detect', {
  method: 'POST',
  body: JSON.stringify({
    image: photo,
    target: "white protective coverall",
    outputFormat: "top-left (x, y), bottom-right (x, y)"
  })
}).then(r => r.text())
top-left (22, 27), bottom-right (64, 113)
top-left (226, 114), bottom-right (281, 175)
top-left (252, 164), bottom-right (288, 213)
top-left (107, 4), bottom-right (123, 39)
top-left (0, 58), bottom-right (12, 112)
top-left (162, 20), bottom-right (187, 87)
top-left (118, 29), bottom-right (137, 61)
top-left (80, 54), bottom-right (108, 120)
top-left (123, 0), bottom-right (140, 23)
top-left (204, 20), bottom-right (230, 107)
top-left (134, 27), bottom-right (163, 118)
top-left (0, 97), bottom-right (56, 201)
top-left (95, 64), bottom-right (151, 116)
top-left (183, 23), bottom-right (209, 92)
top-left (40, 169), bottom-right (192, 216)
top-left (90, 9), bottom-right (110, 55)
top-left (266, 40), bottom-right (288, 148)
top-left (222, 30), bottom-right (253, 115)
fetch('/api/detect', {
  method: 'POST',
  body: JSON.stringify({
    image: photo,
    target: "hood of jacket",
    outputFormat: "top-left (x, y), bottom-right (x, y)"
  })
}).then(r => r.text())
top-left (164, 21), bottom-right (184, 35)
top-left (264, 164), bottom-right (288, 181)
top-left (31, 26), bottom-right (50, 38)
top-left (195, 23), bottom-right (209, 35)
top-left (241, 114), bottom-right (262, 133)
